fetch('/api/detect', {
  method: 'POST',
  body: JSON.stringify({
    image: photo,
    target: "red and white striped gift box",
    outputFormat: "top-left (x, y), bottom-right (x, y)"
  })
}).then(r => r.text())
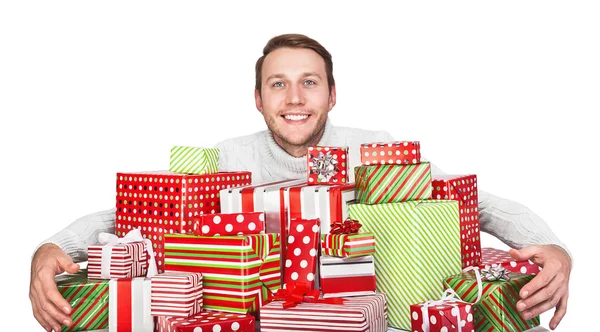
top-left (151, 271), bottom-right (203, 317)
top-left (88, 242), bottom-right (147, 279)
top-left (320, 255), bottom-right (376, 298)
top-left (108, 277), bottom-right (153, 332)
top-left (260, 293), bottom-right (388, 332)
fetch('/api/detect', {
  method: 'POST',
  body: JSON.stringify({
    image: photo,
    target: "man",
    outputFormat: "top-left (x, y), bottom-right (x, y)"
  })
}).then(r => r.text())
top-left (30, 34), bottom-right (571, 331)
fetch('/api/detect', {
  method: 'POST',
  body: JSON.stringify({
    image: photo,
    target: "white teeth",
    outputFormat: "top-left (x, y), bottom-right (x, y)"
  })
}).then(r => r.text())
top-left (284, 114), bottom-right (309, 121)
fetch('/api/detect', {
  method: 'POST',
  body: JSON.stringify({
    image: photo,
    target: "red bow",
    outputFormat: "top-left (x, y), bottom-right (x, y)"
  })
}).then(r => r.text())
top-left (330, 218), bottom-right (362, 234)
top-left (268, 282), bottom-right (345, 309)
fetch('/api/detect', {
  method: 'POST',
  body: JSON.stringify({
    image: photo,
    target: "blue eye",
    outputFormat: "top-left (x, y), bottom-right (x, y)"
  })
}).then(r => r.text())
top-left (273, 82), bottom-right (284, 87)
top-left (304, 80), bottom-right (315, 86)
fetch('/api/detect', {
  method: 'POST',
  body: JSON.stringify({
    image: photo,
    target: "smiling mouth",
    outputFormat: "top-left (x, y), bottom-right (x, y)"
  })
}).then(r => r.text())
top-left (281, 114), bottom-right (311, 121)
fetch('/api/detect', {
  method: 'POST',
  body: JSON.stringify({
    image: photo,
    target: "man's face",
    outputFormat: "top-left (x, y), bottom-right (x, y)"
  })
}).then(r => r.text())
top-left (256, 47), bottom-right (336, 148)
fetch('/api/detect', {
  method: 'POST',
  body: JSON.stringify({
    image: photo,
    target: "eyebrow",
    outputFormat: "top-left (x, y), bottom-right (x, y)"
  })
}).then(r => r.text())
top-left (266, 72), bottom-right (323, 82)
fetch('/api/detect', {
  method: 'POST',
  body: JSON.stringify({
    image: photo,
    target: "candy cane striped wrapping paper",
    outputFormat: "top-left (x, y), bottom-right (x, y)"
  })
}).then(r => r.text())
top-left (260, 293), bottom-right (388, 332)
top-left (88, 242), bottom-right (147, 279)
top-left (151, 271), bottom-right (203, 317)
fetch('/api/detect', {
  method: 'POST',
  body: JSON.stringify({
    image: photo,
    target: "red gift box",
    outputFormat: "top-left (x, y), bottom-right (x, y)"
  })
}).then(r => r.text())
top-left (307, 146), bottom-right (349, 185)
top-left (151, 271), bottom-right (203, 317)
top-left (410, 299), bottom-right (474, 332)
top-left (432, 175), bottom-right (481, 268)
top-left (320, 255), bottom-right (376, 298)
top-left (88, 242), bottom-right (147, 279)
top-left (156, 311), bottom-right (255, 332)
top-left (192, 212), bottom-right (265, 236)
top-left (116, 171), bottom-right (251, 273)
top-left (360, 141), bottom-right (421, 166)
top-left (284, 218), bottom-right (320, 290)
top-left (481, 247), bottom-right (541, 275)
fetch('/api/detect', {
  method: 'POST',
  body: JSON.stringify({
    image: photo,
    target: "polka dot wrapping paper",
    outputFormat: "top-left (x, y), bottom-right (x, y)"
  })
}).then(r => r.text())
top-left (480, 247), bottom-right (542, 275)
top-left (163, 233), bottom-right (281, 314)
top-left (319, 255), bottom-right (377, 298)
top-left (431, 175), bottom-right (482, 268)
top-left (56, 269), bottom-right (109, 331)
top-left (410, 300), bottom-right (474, 332)
top-left (360, 141), bottom-right (421, 166)
top-left (306, 146), bottom-right (348, 185)
top-left (115, 171), bottom-right (252, 273)
top-left (151, 272), bottom-right (203, 317)
top-left (192, 212), bottom-right (265, 236)
top-left (156, 311), bottom-right (255, 332)
top-left (169, 146), bottom-right (220, 175)
top-left (88, 242), bottom-right (147, 279)
top-left (354, 162), bottom-right (433, 204)
top-left (444, 271), bottom-right (540, 331)
top-left (108, 277), bottom-right (154, 332)
top-left (260, 293), bottom-right (387, 332)
top-left (348, 200), bottom-right (462, 330)
top-left (283, 218), bottom-right (321, 290)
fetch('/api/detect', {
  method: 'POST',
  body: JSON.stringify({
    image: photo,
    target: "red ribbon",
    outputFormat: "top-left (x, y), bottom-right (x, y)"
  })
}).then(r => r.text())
top-left (330, 218), bottom-right (362, 234)
top-left (268, 282), bottom-right (345, 309)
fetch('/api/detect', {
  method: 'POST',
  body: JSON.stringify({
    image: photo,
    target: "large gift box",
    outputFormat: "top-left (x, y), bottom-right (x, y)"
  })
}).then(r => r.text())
top-left (164, 233), bottom-right (281, 313)
top-left (355, 162), bottom-right (432, 204)
top-left (151, 271), bottom-right (203, 317)
top-left (444, 269), bottom-right (540, 331)
top-left (481, 247), bottom-right (541, 275)
top-left (320, 255), bottom-right (376, 298)
top-left (348, 200), bottom-right (462, 330)
top-left (192, 212), bottom-right (265, 236)
top-left (432, 174), bottom-right (482, 268)
top-left (169, 146), bottom-right (219, 175)
top-left (156, 311), bottom-right (255, 332)
top-left (56, 269), bottom-right (109, 331)
top-left (116, 171), bottom-right (251, 273)
top-left (260, 293), bottom-right (388, 332)
top-left (410, 299), bottom-right (474, 332)
top-left (307, 146), bottom-right (349, 185)
top-left (108, 277), bottom-right (154, 332)
top-left (360, 141), bottom-right (421, 166)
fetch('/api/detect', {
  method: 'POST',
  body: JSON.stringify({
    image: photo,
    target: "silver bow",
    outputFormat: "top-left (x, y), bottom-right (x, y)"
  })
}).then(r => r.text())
top-left (481, 265), bottom-right (511, 281)
top-left (309, 151), bottom-right (339, 182)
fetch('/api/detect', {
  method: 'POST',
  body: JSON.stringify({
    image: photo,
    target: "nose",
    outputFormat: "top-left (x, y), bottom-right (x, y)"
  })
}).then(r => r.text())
top-left (285, 84), bottom-right (305, 105)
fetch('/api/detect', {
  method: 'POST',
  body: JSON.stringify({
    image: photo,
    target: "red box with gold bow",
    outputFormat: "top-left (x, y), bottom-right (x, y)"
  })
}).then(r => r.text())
top-left (306, 146), bottom-right (349, 185)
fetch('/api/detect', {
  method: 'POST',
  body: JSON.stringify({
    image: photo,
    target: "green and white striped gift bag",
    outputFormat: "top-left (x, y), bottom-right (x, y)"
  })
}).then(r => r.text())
top-left (348, 200), bottom-right (462, 330)
top-left (169, 146), bottom-right (219, 175)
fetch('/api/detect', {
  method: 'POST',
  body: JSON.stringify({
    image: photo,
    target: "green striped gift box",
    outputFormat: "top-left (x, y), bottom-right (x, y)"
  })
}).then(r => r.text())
top-left (355, 162), bottom-right (432, 204)
top-left (164, 233), bottom-right (281, 313)
top-left (321, 232), bottom-right (376, 258)
top-left (445, 271), bottom-right (540, 331)
top-left (169, 146), bottom-right (220, 175)
top-left (348, 200), bottom-right (461, 330)
top-left (56, 269), bottom-right (109, 332)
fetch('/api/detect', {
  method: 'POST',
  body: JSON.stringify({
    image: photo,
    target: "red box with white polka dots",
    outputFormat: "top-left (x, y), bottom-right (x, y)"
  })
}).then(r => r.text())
top-left (480, 247), bottom-right (541, 275)
top-left (410, 300), bottom-right (474, 332)
top-left (115, 171), bottom-right (252, 273)
top-left (431, 175), bottom-right (482, 269)
top-left (156, 310), bottom-right (255, 332)
top-left (307, 146), bottom-right (349, 185)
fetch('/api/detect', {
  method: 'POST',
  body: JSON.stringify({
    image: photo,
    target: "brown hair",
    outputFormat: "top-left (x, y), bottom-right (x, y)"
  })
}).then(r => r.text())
top-left (255, 34), bottom-right (335, 96)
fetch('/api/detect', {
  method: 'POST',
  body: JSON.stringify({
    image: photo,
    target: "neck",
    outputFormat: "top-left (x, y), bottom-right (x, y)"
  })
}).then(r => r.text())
top-left (272, 125), bottom-right (326, 157)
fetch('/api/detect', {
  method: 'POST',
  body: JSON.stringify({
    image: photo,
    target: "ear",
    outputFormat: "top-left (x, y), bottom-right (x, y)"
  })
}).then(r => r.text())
top-left (255, 89), bottom-right (263, 113)
top-left (328, 85), bottom-right (337, 112)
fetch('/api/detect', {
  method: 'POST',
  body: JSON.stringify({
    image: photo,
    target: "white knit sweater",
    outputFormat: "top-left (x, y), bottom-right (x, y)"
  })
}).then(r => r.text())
top-left (38, 118), bottom-right (568, 262)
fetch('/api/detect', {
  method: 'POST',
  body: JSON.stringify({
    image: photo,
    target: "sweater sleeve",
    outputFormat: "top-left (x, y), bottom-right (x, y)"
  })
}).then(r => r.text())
top-left (34, 208), bottom-right (116, 263)
top-left (215, 140), bottom-right (229, 172)
top-left (428, 160), bottom-right (571, 257)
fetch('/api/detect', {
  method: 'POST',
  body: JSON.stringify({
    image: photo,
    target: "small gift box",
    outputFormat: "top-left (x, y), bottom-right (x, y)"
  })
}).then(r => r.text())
top-left (410, 291), bottom-right (474, 332)
top-left (481, 247), bottom-right (541, 275)
top-left (56, 269), bottom-right (109, 332)
top-left (169, 146), bottom-right (219, 175)
top-left (355, 162), bottom-right (432, 204)
top-left (108, 277), bottom-right (154, 332)
top-left (307, 146), bottom-right (349, 185)
top-left (321, 219), bottom-right (375, 258)
top-left (320, 255), bottom-right (376, 298)
top-left (192, 212), bottom-right (265, 236)
top-left (151, 271), bottom-right (203, 317)
top-left (88, 229), bottom-right (157, 279)
top-left (156, 311), bottom-right (255, 332)
top-left (360, 141), bottom-right (421, 166)
top-left (284, 218), bottom-right (320, 290)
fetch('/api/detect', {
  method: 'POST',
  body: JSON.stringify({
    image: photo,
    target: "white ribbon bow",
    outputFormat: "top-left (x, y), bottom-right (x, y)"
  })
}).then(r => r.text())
top-left (98, 228), bottom-right (158, 278)
top-left (420, 266), bottom-right (484, 332)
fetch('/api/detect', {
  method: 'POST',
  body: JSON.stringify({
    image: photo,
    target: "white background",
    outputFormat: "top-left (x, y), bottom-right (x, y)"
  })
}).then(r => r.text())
top-left (1, 1), bottom-right (599, 331)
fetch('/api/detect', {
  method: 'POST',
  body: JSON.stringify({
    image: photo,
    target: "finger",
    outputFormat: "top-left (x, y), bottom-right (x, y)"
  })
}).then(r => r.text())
top-left (31, 293), bottom-right (52, 331)
top-left (519, 266), bottom-right (556, 299)
top-left (56, 254), bottom-right (79, 274)
top-left (34, 290), bottom-right (63, 332)
top-left (550, 294), bottom-right (569, 330)
top-left (509, 246), bottom-right (542, 262)
top-left (517, 273), bottom-right (561, 310)
top-left (40, 272), bottom-right (73, 316)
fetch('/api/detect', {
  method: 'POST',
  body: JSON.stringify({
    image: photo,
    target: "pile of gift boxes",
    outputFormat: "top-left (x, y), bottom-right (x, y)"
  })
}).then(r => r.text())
top-left (56, 143), bottom-right (542, 331)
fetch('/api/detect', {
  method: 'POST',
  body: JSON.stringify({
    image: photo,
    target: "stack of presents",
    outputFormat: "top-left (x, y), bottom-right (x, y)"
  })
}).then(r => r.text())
top-left (56, 144), bottom-right (543, 331)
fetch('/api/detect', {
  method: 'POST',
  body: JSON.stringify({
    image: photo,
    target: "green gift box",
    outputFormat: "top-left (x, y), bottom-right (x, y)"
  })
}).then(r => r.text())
top-left (169, 146), bottom-right (220, 175)
top-left (56, 269), bottom-right (109, 332)
top-left (354, 162), bottom-right (432, 204)
top-left (348, 200), bottom-right (461, 330)
top-left (444, 270), bottom-right (540, 331)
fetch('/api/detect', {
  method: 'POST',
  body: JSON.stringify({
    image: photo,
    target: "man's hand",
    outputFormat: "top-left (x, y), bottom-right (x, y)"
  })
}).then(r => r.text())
top-left (30, 243), bottom-right (80, 332)
top-left (509, 244), bottom-right (571, 330)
